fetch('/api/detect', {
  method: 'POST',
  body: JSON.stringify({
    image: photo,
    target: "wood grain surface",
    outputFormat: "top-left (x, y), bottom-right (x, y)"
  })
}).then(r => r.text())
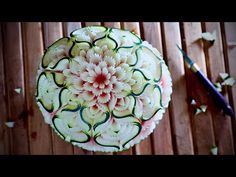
top-left (0, 22), bottom-right (235, 155)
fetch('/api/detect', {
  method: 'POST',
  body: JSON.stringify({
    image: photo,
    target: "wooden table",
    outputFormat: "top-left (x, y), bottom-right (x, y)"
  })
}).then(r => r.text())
top-left (0, 22), bottom-right (235, 155)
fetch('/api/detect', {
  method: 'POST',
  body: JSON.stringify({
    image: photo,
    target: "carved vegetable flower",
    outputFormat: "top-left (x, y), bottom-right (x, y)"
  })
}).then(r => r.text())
top-left (36, 26), bottom-right (172, 152)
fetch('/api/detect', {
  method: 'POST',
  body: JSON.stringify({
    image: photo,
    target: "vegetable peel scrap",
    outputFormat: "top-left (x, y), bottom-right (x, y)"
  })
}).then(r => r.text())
top-left (5, 121), bottom-right (15, 128)
top-left (202, 31), bottom-right (216, 44)
top-left (14, 88), bottom-right (21, 94)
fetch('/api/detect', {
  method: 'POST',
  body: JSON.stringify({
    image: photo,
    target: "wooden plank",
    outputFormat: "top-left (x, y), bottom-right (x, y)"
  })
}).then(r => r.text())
top-left (203, 22), bottom-right (234, 155)
top-left (162, 22), bottom-right (194, 154)
top-left (183, 22), bottom-right (215, 154)
top-left (85, 22), bottom-right (101, 26)
top-left (123, 22), bottom-right (140, 35)
top-left (104, 22), bottom-right (120, 28)
top-left (223, 22), bottom-right (236, 153)
top-left (142, 22), bottom-right (173, 154)
top-left (22, 22), bottom-right (53, 154)
top-left (0, 24), bottom-right (10, 155)
top-left (122, 22), bottom-right (153, 155)
top-left (43, 22), bottom-right (74, 155)
top-left (1, 22), bottom-right (29, 154)
top-left (63, 22), bottom-right (81, 37)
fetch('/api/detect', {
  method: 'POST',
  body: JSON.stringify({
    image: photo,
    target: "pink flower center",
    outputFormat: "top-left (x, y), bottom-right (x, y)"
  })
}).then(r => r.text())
top-left (94, 73), bottom-right (107, 85)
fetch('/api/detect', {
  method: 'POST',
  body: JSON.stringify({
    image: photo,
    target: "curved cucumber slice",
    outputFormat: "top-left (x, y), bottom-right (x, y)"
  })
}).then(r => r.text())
top-left (112, 96), bottom-right (136, 118)
top-left (36, 72), bottom-right (58, 112)
top-left (94, 35), bottom-right (118, 50)
top-left (71, 26), bottom-right (108, 43)
top-left (94, 133), bottom-right (120, 150)
top-left (70, 42), bottom-right (92, 57)
top-left (59, 88), bottom-right (78, 108)
top-left (52, 72), bottom-right (65, 87)
top-left (141, 84), bottom-right (163, 121)
top-left (135, 46), bottom-right (162, 81)
top-left (52, 116), bottom-right (90, 143)
top-left (93, 112), bottom-right (110, 131)
top-left (80, 107), bottom-right (92, 130)
top-left (109, 28), bottom-right (141, 48)
top-left (37, 98), bottom-right (54, 113)
top-left (48, 58), bottom-right (70, 87)
top-left (117, 46), bottom-right (137, 66)
top-left (42, 37), bottom-right (73, 68)
top-left (71, 132), bottom-right (90, 144)
top-left (61, 104), bottom-right (80, 112)
top-left (82, 107), bottom-right (110, 131)
top-left (122, 122), bottom-right (142, 148)
top-left (131, 69), bottom-right (150, 96)
top-left (49, 57), bottom-right (70, 70)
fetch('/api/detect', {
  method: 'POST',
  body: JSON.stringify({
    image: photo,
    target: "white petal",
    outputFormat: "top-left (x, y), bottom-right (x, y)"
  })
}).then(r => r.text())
top-left (88, 69), bottom-right (96, 77)
top-left (80, 72), bottom-right (89, 81)
top-left (109, 95), bottom-right (117, 110)
top-left (93, 82), bottom-right (99, 88)
top-left (102, 67), bottom-right (108, 75)
top-left (99, 83), bottom-right (105, 89)
top-left (95, 66), bottom-right (101, 74)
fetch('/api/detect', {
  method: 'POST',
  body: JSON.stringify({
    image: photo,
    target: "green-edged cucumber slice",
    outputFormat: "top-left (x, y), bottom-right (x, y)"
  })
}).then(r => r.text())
top-left (93, 112), bottom-right (110, 131)
top-left (122, 122), bottom-right (142, 148)
top-left (49, 57), bottom-right (70, 70)
top-left (81, 107), bottom-right (110, 131)
top-left (135, 46), bottom-right (162, 81)
top-left (58, 88), bottom-right (79, 109)
top-left (42, 37), bottom-right (73, 68)
top-left (93, 35), bottom-right (118, 50)
top-left (112, 96), bottom-right (136, 118)
top-left (141, 84), bottom-right (163, 121)
top-left (109, 28), bottom-right (141, 49)
top-left (52, 116), bottom-right (90, 143)
top-left (71, 26), bottom-right (108, 43)
top-left (80, 107), bottom-right (92, 130)
top-left (36, 72), bottom-right (58, 112)
top-left (131, 69), bottom-right (150, 96)
top-left (117, 46), bottom-right (137, 66)
top-left (70, 41), bottom-right (92, 57)
top-left (48, 58), bottom-right (70, 87)
top-left (52, 72), bottom-right (65, 87)
top-left (37, 98), bottom-right (54, 113)
top-left (94, 133), bottom-right (120, 151)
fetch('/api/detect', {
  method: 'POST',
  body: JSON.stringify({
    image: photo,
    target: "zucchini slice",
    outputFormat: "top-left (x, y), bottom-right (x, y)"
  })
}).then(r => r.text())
top-left (42, 37), bottom-right (73, 68)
